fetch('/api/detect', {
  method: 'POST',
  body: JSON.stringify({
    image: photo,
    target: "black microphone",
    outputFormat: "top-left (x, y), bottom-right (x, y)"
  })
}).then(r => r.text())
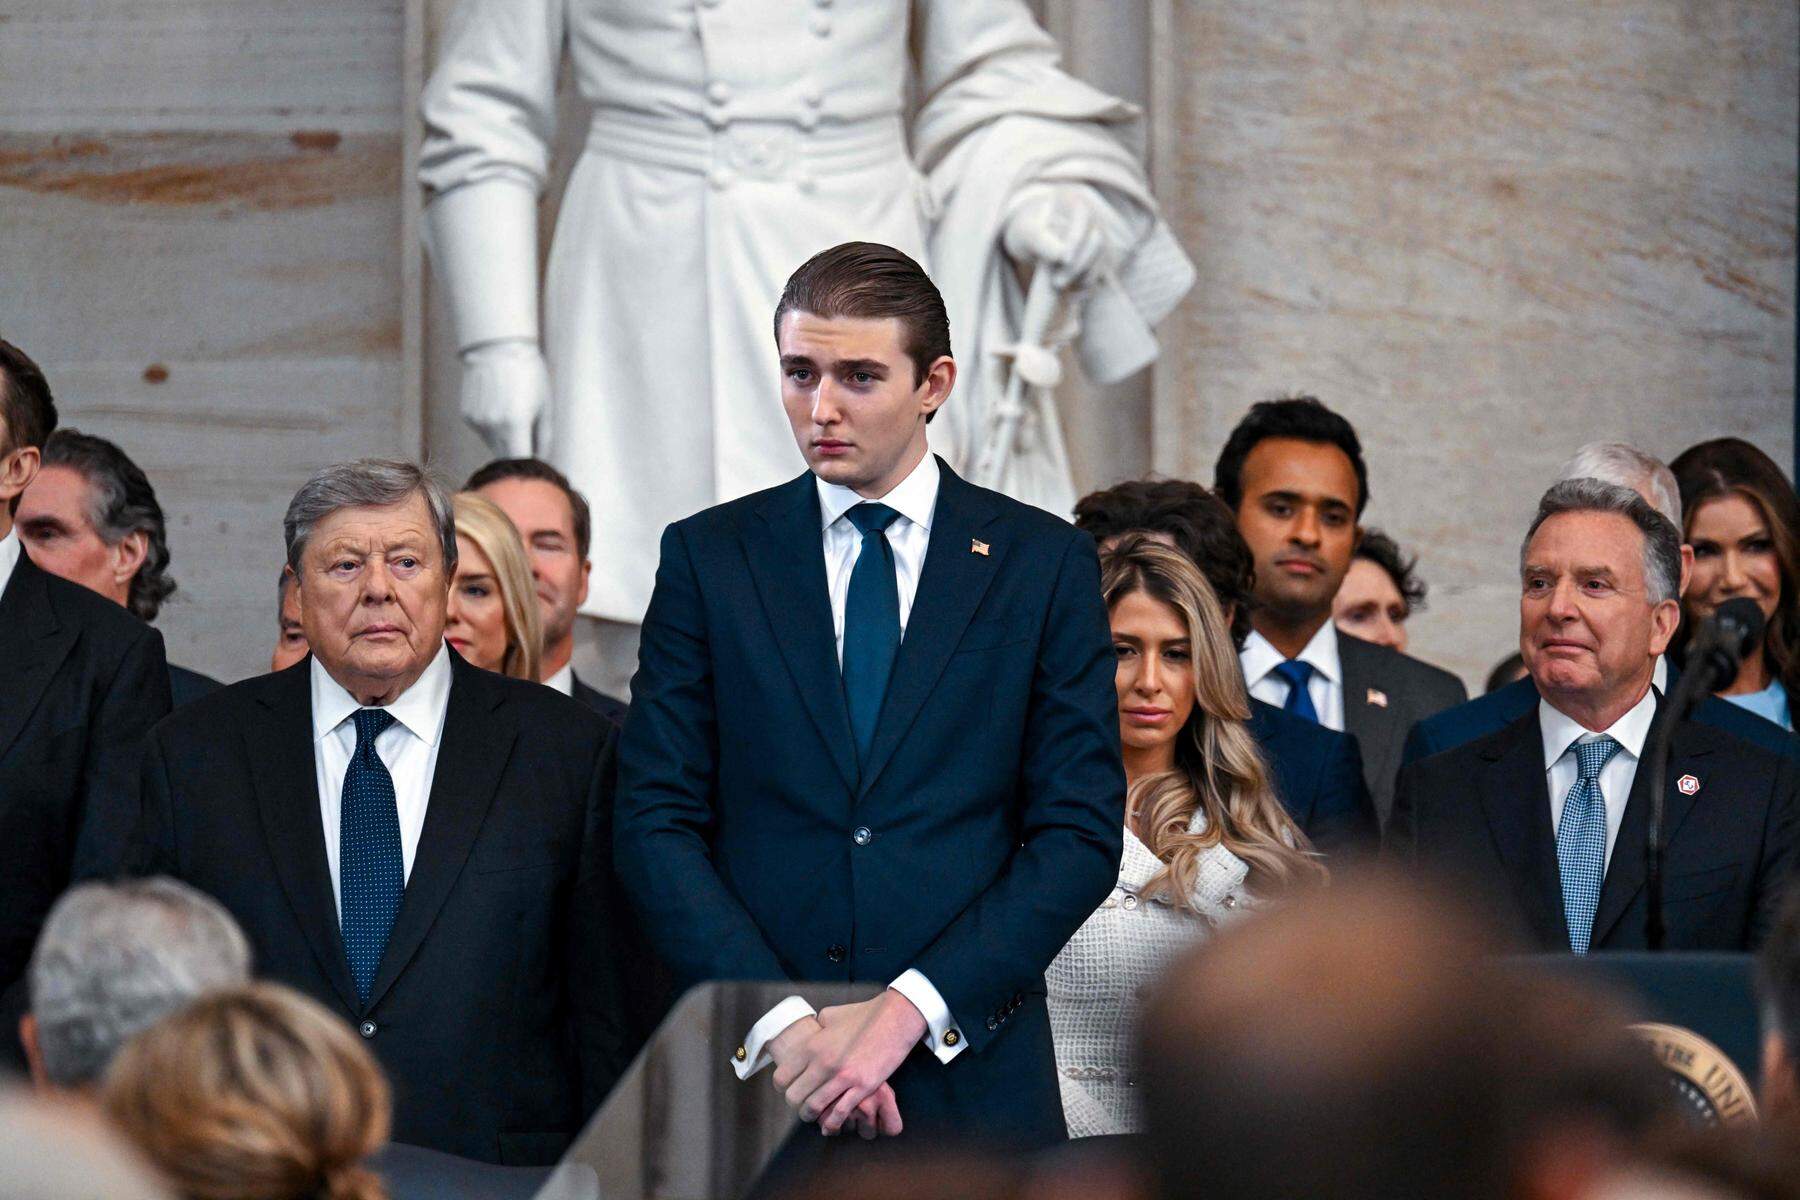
top-left (1682, 597), bottom-right (1766, 689)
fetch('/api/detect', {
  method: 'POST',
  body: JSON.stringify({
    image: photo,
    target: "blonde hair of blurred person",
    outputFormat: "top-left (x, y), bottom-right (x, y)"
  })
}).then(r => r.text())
top-left (101, 983), bottom-right (390, 1200)
top-left (1105, 535), bottom-right (1323, 899)
top-left (445, 493), bottom-right (541, 681)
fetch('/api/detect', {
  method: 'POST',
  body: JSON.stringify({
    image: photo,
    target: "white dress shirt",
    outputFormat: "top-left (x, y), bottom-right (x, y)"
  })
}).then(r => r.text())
top-left (1540, 685), bottom-right (1657, 870)
top-left (1240, 622), bottom-right (1346, 731)
top-left (734, 452), bottom-right (967, 1080)
top-left (0, 528), bottom-right (19, 601)
top-left (312, 644), bottom-right (453, 919)
top-left (544, 662), bottom-right (574, 697)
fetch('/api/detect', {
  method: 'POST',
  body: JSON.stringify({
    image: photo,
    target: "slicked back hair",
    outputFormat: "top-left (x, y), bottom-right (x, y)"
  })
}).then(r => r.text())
top-left (773, 241), bottom-right (952, 395)
top-left (1521, 478), bottom-right (1682, 605)
top-left (465, 457), bottom-right (591, 562)
top-left (42, 429), bottom-right (177, 622)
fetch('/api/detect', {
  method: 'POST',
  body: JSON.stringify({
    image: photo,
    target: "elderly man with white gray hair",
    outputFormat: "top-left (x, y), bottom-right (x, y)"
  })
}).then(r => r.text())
top-left (1402, 441), bottom-right (1800, 766)
top-left (133, 458), bottom-right (628, 1166)
top-left (1391, 478), bottom-right (1800, 952)
top-left (20, 877), bottom-right (249, 1092)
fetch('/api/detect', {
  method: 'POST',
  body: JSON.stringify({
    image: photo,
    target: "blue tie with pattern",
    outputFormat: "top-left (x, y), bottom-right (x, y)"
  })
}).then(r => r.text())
top-left (340, 707), bottom-right (404, 1004)
top-left (1555, 735), bottom-right (1621, 955)
top-left (841, 502), bottom-right (902, 770)
top-left (1272, 658), bottom-right (1318, 724)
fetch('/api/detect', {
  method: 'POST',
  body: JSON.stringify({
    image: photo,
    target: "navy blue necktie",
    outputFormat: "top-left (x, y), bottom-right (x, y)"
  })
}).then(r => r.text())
top-left (1273, 658), bottom-right (1318, 724)
top-left (841, 503), bottom-right (903, 769)
top-left (340, 707), bottom-right (403, 1005)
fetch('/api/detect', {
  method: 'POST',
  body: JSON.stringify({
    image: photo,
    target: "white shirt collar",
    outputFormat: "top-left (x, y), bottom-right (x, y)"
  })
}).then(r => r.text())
top-left (817, 451), bottom-right (940, 534)
top-left (1539, 683), bottom-right (1658, 770)
top-left (0, 528), bottom-right (19, 600)
top-left (311, 642), bottom-right (453, 747)
top-left (545, 662), bottom-right (574, 697)
top-left (1240, 620), bottom-right (1342, 687)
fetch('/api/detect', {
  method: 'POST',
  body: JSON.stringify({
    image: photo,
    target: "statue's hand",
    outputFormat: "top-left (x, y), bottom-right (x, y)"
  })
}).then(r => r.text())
top-left (460, 340), bottom-right (549, 457)
top-left (1001, 186), bottom-right (1113, 292)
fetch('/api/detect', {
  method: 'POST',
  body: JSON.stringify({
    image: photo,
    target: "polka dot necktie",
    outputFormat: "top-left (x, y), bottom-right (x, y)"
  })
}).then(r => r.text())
top-left (1272, 658), bottom-right (1318, 724)
top-left (340, 707), bottom-right (403, 1004)
top-left (1555, 735), bottom-right (1621, 955)
top-left (841, 502), bottom-right (903, 770)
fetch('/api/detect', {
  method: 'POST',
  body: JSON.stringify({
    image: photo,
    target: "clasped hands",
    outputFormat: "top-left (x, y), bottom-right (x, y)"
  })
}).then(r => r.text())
top-left (766, 989), bottom-right (926, 1140)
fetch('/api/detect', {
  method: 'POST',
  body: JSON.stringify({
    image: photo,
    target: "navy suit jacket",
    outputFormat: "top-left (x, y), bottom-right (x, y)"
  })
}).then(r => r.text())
top-left (1247, 699), bottom-right (1376, 855)
top-left (1402, 670), bottom-right (1800, 769)
top-left (614, 459), bottom-right (1125, 1148)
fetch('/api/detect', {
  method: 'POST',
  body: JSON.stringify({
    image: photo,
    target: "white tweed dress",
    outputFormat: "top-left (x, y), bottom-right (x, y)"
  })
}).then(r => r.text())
top-left (1046, 816), bottom-right (1253, 1137)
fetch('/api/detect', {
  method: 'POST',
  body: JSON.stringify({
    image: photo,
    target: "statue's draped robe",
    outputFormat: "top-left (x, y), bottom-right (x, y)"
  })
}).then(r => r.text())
top-left (422, 0), bottom-right (1193, 623)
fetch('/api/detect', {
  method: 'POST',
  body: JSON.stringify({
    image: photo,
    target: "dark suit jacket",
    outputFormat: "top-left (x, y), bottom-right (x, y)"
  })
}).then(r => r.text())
top-left (0, 550), bottom-right (171, 1016)
top-left (1402, 671), bottom-right (1800, 768)
top-left (615, 460), bottom-right (1124, 1148)
top-left (1390, 704), bottom-right (1800, 952)
top-left (136, 652), bottom-right (628, 1165)
top-left (1247, 698), bottom-right (1376, 855)
top-left (169, 663), bottom-right (223, 709)
top-left (371, 1143), bottom-right (593, 1200)
top-left (570, 674), bottom-right (627, 729)
top-left (1337, 632), bottom-right (1467, 830)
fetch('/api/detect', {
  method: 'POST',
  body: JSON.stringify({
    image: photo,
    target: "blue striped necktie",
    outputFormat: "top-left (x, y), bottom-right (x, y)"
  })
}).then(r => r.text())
top-left (340, 707), bottom-right (404, 1003)
top-left (1555, 735), bottom-right (1621, 955)
top-left (841, 502), bottom-right (902, 769)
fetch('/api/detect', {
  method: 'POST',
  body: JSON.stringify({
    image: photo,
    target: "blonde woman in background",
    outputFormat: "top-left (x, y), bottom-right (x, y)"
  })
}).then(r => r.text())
top-left (446, 493), bottom-right (542, 681)
top-left (1048, 536), bottom-right (1326, 1138)
top-left (101, 982), bottom-right (391, 1200)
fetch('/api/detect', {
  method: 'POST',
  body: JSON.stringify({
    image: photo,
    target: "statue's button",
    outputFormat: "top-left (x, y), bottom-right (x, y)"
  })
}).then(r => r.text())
top-left (705, 105), bottom-right (730, 130)
top-left (707, 80), bottom-right (732, 104)
top-left (809, 14), bottom-right (832, 36)
top-left (797, 109), bottom-right (819, 132)
top-left (708, 166), bottom-right (734, 190)
top-left (795, 173), bottom-right (817, 194)
top-left (802, 87), bottom-right (823, 109)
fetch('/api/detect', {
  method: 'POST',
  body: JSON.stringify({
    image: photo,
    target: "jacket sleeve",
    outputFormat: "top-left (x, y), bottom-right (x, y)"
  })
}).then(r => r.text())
top-left (73, 623), bottom-right (173, 881)
top-left (1748, 751), bottom-right (1800, 949)
top-left (908, 530), bottom-right (1125, 1054)
top-left (613, 523), bottom-right (791, 987)
top-left (570, 724), bottom-right (633, 1114)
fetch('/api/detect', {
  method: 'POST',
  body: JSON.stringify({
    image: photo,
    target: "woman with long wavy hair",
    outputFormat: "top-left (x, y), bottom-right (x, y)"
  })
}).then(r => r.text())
top-left (1047, 536), bottom-right (1325, 1138)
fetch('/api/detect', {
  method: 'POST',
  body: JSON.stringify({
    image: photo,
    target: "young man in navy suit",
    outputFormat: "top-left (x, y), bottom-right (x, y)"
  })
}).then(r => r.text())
top-left (615, 243), bottom-right (1124, 1149)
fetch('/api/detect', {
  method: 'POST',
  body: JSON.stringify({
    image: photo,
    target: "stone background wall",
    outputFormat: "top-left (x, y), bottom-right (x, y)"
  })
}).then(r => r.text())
top-left (2, 0), bottom-right (1793, 691)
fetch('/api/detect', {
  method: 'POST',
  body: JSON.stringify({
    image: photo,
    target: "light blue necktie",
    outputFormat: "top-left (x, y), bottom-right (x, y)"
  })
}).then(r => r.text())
top-left (340, 707), bottom-right (404, 1004)
top-left (1272, 658), bottom-right (1318, 724)
top-left (1555, 735), bottom-right (1621, 955)
top-left (841, 503), bottom-right (902, 770)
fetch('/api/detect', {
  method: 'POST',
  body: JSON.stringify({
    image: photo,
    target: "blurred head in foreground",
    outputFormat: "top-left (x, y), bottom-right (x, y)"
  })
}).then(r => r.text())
top-left (0, 1087), bottom-right (169, 1200)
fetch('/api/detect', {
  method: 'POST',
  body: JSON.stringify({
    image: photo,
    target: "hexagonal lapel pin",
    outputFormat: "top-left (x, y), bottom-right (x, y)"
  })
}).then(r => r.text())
top-left (1677, 774), bottom-right (1701, 796)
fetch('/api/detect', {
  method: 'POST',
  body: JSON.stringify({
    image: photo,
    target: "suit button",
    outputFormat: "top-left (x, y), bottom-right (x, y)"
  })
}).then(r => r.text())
top-left (852, 826), bottom-right (872, 846)
top-left (986, 1016), bottom-right (999, 1031)
top-left (827, 944), bottom-right (846, 963)
top-left (359, 1020), bottom-right (377, 1038)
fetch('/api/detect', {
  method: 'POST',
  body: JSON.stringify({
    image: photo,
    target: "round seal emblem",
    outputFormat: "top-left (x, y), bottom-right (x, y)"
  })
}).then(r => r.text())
top-left (1630, 1022), bottom-right (1757, 1127)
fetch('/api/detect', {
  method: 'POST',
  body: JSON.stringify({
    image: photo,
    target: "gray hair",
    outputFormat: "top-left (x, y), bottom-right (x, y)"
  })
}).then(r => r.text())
top-left (283, 458), bottom-right (457, 575)
top-left (27, 878), bottom-right (252, 1088)
top-left (1520, 478), bottom-right (1683, 605)
top-left (42, 429), bottom-right (176, 622)
top-left (1557, 442), bottom-right (1681, 529)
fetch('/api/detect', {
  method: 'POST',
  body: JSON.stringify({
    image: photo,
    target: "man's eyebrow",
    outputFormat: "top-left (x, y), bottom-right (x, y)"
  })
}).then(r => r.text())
top-left (18, 515), bottom-right (69, 532)
top-left (779, 354), bottom-right (817, 369)
top-left (835, 358), bottom-right (888, 374)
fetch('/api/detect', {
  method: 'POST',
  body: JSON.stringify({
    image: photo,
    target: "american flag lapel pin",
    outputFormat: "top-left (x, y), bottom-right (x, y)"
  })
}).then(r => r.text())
top-left (1366, 688), bottom-right (1389, 709)
top-left (1677, 774), bottom-right (1700, 796)
top-left (971, 539), bottom-right (990, 556)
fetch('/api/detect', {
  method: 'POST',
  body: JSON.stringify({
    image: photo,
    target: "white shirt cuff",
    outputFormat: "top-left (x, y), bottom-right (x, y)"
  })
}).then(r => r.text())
top-left (731, 995), bottom-right (816, 1080)
top-left (890, 969), bottom-right (968, 1064)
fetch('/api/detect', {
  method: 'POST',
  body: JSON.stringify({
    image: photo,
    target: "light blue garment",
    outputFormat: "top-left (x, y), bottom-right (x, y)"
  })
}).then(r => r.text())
top-left (1722, 679), bottom-right (1793, 732)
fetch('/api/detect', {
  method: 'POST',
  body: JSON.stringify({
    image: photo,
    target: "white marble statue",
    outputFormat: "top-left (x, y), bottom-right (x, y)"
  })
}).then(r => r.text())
top-left (421, 0), bottom-right (1194, 624)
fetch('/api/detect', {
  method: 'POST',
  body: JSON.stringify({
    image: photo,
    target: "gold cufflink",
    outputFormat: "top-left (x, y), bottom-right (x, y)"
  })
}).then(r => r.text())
top-left (943, 1029), bottom-right (960, 1046)
top-left (971, 540), bottom-right (989, 556)
top-left (734, 1045), bottom-right (747, 1061)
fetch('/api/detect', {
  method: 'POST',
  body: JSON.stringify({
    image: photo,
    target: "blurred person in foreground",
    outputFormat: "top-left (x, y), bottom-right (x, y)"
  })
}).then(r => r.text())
top-left (1392, 479), bottom-right (1799, 952)
top-left (0, 1088), bottom-right (170, 1200)
top-left (22, 878), bottom-right (249, 1096)
top-left (272, 569), bottom-right (309, 671)
top-left (1073, 479), bottom-right (1375, 855)
top-left (17, 429), bottom-right (221, 705)
top-left (1671, 438), bottom-right (1800, 733)
top-left (467, 458), bottom-right (627, 724)
top-left (1137, 873), bottom-right (1665, 1200)
top-left (1331, 527), bottom-right (1425, 654)
top-left (1758, 884), bottom-right (1800, 1128)
top-left (102, 982), bottom-right (390, 1200)
top-left (1405, 441), bottom-right (1797, 768)
top-left (1046, 537), bottom-right (1324, 1137)
top-left (445, 493), bottom-right (542, 681)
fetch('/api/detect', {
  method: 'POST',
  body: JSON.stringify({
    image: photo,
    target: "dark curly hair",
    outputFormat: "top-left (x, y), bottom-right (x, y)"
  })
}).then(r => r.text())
top-left (42, 429), bottom-right (176, 621)
top-left (1074, 478), bottom-right (1255, 647)
top-left (1353, 528), bottom-right (1427, 616)
top-left (1213, 395), bottom-right (1369, 518)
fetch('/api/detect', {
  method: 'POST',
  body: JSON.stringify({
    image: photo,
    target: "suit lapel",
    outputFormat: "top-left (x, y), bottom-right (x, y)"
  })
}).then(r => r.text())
top-left (0, 555), bottom-right (77, 763)
top-left (1476, 714), bottom-right (1570, 949)
top-left (1338, 634), bottom-right (1402, 787)
top-left (1590, 717), bottom-right (1713, 947)
top-left (857, 462), bottom-right (1004, 797)
top-left (365, 653), bottom-right (514, 1009)
top-left (248, 660), bottom-right (361, 1014)
top-left (743, 474), bottom-right (859, 792)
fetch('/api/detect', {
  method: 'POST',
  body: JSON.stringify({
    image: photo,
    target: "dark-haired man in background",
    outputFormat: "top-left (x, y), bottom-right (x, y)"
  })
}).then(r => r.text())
top-left (1215, 396), bottom-right (1466, 828)
top-left (0, 338), bottom-right (172, 1066)
top-left (467, 457), bottom-right (627, 727)
top-left (17, 429), bottom-right (221, 707)
top-left (1073, 478), bottom-right (1376, 854)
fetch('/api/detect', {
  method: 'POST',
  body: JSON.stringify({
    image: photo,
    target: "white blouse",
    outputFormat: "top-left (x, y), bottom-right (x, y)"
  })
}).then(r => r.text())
top-left (1046, 817), bottom-right (1254, 1137)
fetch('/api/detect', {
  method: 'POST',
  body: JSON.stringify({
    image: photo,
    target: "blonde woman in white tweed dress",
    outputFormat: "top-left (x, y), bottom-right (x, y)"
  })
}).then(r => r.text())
top-left (1048, 537), bottom-right (1327, 1137)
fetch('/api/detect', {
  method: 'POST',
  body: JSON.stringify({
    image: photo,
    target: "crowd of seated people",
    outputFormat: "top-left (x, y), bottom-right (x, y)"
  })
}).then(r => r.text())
top-left (4, 229), bottom-right (1800, 1199)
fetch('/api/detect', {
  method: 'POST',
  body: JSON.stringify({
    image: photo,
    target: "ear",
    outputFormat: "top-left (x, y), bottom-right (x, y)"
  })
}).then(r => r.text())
top-left (917, 355), bottom-right (956, 420)
top-left (1647, 596), bottom-right (1681, 657)
top-left (19, 1014), bottom-right (48, 1091)
top-left (577, 556), bottom-right (591, 609)
top-left (111, 529), bottom-right (149, 592)
top-left (0, 444), bottom-right (41, 506)
top-left (1677, 542), bottom-right (1695, 597)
